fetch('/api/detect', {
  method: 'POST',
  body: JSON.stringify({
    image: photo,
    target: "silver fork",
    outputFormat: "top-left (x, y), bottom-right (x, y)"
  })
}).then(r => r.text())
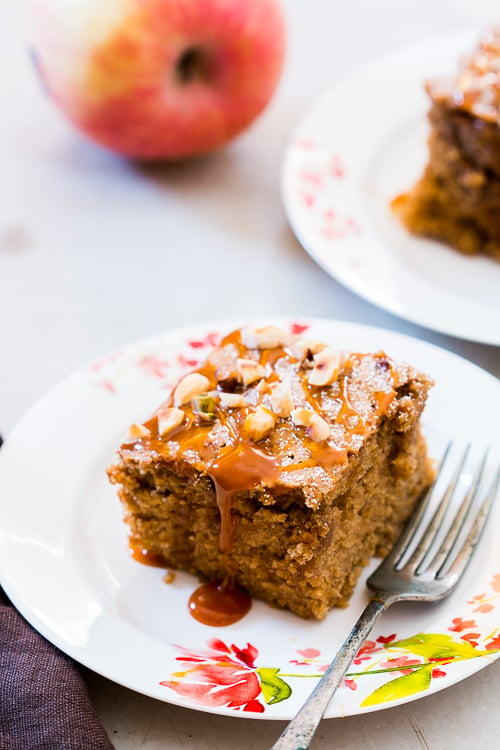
top-left (271, 445), bottom-right (499, 750)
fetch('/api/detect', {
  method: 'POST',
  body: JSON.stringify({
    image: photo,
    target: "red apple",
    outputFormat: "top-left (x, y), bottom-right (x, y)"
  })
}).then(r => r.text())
top-left (27, 0), bottom-right (286, 160)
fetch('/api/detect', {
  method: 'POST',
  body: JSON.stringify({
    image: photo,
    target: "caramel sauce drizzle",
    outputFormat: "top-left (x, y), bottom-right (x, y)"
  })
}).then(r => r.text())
top-left (209, 444), bottom-right (278, 552)
top-left (456, 30), bottom-right (500, 120)
top-left (130, 331), bottom-right (397, 557)
top-left (430, 28), bottom-right (500, 123)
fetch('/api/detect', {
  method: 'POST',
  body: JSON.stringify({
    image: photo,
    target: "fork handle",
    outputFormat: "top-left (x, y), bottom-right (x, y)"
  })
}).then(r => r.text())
top-left (270, 596), bottom-right (391, 750)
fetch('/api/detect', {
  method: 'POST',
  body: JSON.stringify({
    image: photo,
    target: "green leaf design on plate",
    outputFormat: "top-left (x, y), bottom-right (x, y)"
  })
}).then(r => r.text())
top-left (361, 664), bottom-right (433, 707)
top-left (387, 633), bottom-right (490, 661)
top-left (256, 668), bottom-right (292, 705)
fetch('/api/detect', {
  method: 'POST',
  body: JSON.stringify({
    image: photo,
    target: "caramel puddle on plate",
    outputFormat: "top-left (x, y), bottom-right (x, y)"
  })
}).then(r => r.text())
top-left (188, 581), bottom-right (252, 626)
top-left (130, 544), bottom-right (251, 626)
top-left (129, 544), bottom-right (168, 567)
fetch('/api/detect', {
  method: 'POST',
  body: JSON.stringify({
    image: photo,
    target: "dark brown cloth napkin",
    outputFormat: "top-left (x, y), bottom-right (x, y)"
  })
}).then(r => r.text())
top-left (0, 434), bottom-right (114, 748)
top-left (0, 430), bottom-right (113, 749)
top-left (0, 587), bottom-right (114, 750)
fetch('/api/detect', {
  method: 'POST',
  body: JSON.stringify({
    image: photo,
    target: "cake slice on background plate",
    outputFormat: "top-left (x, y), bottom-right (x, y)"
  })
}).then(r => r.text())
top-left (393, 27), bottom-right (500, 261)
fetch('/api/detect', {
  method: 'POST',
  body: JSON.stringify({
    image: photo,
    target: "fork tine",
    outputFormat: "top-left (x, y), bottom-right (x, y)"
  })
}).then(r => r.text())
top-left (419, 449), bottom-right (488, 576)
top-left (403, 444), bottom-right (470, 572)
top-left (388, 442), bottom-right (452, 569)
top-left (439, 468), bottom-right (499, 585)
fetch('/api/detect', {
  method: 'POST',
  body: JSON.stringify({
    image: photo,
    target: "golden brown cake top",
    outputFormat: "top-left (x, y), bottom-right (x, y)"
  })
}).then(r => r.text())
top-left (427, 27), bottom-right (500, 123)
top-left (119, 326), bottom-right (431, 530)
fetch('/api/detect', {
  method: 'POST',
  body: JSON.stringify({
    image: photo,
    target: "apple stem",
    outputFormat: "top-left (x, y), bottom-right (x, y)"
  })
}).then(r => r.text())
top-left (176, 47), bottom-right (210, 84)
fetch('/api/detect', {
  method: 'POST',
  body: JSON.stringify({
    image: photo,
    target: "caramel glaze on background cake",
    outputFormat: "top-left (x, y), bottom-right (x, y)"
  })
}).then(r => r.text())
top-left (436, 26), bottom-right (500, 123)
top-left (392, 27), bottom-right (500, 260)
top-left (108, 325), bottom-right (434, 621)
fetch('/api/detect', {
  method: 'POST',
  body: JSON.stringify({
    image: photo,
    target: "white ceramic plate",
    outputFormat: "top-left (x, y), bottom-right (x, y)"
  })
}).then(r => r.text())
top-left (281, 30), bottom-right (500, 345)
top-left (0, 318), bottom-right (499, 720)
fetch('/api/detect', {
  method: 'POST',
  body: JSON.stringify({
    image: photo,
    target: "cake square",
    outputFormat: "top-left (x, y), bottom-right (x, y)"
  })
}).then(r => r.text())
top-left (392, 27), bottom-right (500, 261)
top-left (108, 325), bottom-right (434, 620)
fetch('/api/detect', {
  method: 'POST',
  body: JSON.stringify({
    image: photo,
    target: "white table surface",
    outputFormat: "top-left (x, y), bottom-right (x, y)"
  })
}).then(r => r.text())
top-left (1, 0), bottom-right (499, 747)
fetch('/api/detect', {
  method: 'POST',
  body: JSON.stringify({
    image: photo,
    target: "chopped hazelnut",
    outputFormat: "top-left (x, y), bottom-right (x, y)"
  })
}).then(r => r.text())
top-left (306, 413), bottom-right (331, 442)
top-left (268, 379), bottom-right (294, 418)
top-left (127, 423), bottom-right (150, 440)
top-left (290, 407), bottom-right (314, 427)
top-left (244, 405), bottom-right (276, 442)
top-left (308, 347), bottom-right (342, 386)
top-left (173, 373), bottom-right (211, 406)
top-left (157, 407), bottom-right (185, 436)
top-left (241, 325), bottom-right (289, 350)
top-left (290, 407), bottom-right (331, 442)
top-left (219, 392), bottom-right (247, 408)
top-left (292, 338), bottom-right (327, 362)
top-left (236, 357), bottom-right (266, 386)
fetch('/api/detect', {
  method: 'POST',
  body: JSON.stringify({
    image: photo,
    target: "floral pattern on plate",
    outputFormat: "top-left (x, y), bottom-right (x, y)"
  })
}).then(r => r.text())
top-left (161, 573), bottom-right (500, 713)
